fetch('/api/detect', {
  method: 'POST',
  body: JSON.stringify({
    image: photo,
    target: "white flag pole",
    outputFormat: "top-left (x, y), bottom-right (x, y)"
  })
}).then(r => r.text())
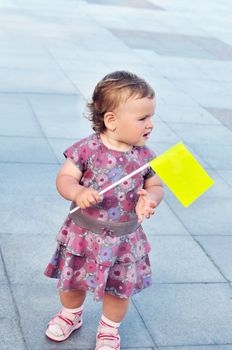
top-left (69, 163), bottom-right (150, 214)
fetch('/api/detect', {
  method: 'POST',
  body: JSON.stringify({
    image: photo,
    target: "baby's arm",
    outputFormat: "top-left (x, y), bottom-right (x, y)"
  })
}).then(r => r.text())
top-left (135, 174), bottom-right (164, 223)
top-left (143, 174), bottom-right (164, 206)
top-left (56, 159), bottom-right (101, 209)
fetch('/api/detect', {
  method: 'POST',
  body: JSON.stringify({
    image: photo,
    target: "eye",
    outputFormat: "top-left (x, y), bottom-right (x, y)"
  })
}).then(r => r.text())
top-left (139, 114), bottom-right (154, 121)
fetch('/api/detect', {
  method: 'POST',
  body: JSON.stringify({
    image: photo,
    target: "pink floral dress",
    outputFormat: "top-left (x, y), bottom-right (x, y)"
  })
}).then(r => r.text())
top-left (44, 133), bottom-right (155, 301)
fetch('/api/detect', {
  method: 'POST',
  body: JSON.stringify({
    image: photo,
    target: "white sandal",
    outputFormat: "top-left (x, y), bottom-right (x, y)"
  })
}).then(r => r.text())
top-left (45, 309), bottom-right (83, 342)
top-left (95, 323), bottom-right (120, 350)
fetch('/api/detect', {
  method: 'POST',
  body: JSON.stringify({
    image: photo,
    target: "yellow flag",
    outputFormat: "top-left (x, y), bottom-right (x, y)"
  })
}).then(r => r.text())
top-left (149, 142), bottom-right (214, 207)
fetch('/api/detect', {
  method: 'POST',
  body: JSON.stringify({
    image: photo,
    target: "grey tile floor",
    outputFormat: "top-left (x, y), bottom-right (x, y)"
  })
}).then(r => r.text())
top-left (0, 0), bottom-right (232, 349)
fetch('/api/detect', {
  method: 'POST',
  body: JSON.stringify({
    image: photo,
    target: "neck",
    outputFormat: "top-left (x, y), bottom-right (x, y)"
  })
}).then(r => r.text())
top-left (100, 132), bottom-right (132, 152)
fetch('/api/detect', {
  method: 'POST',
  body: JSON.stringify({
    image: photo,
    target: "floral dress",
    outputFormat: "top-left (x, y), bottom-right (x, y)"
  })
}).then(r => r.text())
top-left (44, 133), bottom-right (155, 301)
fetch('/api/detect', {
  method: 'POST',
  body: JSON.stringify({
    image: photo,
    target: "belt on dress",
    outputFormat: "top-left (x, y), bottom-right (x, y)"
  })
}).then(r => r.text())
top-left (69, 203), bottom-right (140, 237)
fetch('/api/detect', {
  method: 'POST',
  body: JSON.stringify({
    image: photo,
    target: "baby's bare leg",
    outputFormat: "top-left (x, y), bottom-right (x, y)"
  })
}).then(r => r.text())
top-left (45, 290), bottom-right (86, 341)
top-left (102, 293), bottom-right (130, 322)
top-left (95, 293), bottom-right (129, 349)
top-left (59, 290), bottom-right (86, 308)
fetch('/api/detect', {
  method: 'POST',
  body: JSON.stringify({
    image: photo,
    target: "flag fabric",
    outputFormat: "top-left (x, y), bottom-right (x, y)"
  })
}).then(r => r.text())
top-left (149, 142), bottom-right (214, 207)
top-left (70, 142), bottom-right (214, 214)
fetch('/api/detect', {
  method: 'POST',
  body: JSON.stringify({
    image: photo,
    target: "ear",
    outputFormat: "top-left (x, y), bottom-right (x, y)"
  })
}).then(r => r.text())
top-left (104, 111), bottom-right (117, 131)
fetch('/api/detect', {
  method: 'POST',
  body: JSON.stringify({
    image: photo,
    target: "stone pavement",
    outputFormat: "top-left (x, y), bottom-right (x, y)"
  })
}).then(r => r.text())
top-left (0, 0), bottom-right (232, 349)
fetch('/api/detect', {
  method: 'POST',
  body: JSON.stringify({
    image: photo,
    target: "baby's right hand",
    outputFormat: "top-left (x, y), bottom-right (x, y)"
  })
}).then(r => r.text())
top-left (75, 187), bottom-right (102, 209)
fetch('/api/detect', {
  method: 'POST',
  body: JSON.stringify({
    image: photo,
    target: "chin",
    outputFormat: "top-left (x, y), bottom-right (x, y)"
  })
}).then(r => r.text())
top-left (135, 140), bottom-right (146, 147)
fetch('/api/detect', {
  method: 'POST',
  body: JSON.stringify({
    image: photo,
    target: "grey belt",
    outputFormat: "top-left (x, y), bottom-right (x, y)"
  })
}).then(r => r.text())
top-left (69, 203), bottom-right (140, 237)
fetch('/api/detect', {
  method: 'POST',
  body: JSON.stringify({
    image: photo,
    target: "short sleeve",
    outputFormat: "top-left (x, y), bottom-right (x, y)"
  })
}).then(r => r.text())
top-left (63, 137), bottom-right (92, 173)
top-left (144, 165), bottom-right (155, 180)
top-left (139, 146), bottom-right (156, 180)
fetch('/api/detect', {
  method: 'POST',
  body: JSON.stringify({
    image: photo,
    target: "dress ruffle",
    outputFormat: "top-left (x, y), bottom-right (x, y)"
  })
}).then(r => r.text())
top-left (44, 219), bottom-right (152, 301)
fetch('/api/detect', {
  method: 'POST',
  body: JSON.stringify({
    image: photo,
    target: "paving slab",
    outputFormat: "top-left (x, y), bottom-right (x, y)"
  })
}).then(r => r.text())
top-left (84, 31), bottom-right (131, 52)
top-left (166, 123), bottom-right (232, 146)
top-left (143, 201), bottom-right (190, 236)
top-left (0, 163), bottom-right (59, 195)
top-left (146, 142), bottom-right (178, 156)
top-left (0, 193), bottom-right (67, 235)
top-left (47, 137), bottom-right (78, 164)
top-left (0, 39), bottom-right (46, 55)
top-left (171, 79), bottom-right (232, 109)
top-left (194, 60), bottom-right (232, 82)
top-left (156, 104), bottom-right (220, 125)
top-left (0, 52), bottom-right (59, 71)
top-left (133, 283), bottom-right (232, 347)
top-left (190, 144), bottom-right (232, 170)
top-left (205, 107), bottom-right (232, 131)
top-left (109, 29), bottom-right (229, 61)
top-left (93, 49), bottom-right (148, 65)
top-left (217, 170), bottom-right (232, 187)
top-left (47, 44), bottom-right (92, 61)
top-left (0, 99), bottom-right (43, 137)
top-left (149, 235), bottom-right (225, 283)
top-left (195, 236), bottom-right (232, 282)
top-left (28, 94), bottom-right (91, 138)
top-left (0, 93), bottom-right (27, 105)
top-left (0, 233), bottom-right (58, 285)
top-left (87, 5), bottom-right (167, 32)
top-left (0, 136), bottom-right (58, 163)
top-left (63, 70), bottom-right (109, 99)
top-left (165, 195), bottom-right (232, 236)
top-left (58, 58), bottom-right (110, 76)
top-left (0, 66), bottom-right (77, 94)
top-left (0, 283), bottom-right (26, 350)
top-left (136, 52), bottom-right (207, 80)
top-left (147, 121), bottom-right (180, 144)
top-left (145, 77), bottom-right (198, 107)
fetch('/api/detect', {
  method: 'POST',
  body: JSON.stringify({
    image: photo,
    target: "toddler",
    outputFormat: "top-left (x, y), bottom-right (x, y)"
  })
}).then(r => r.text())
top-left (44, 71), bottom-right (164, 349)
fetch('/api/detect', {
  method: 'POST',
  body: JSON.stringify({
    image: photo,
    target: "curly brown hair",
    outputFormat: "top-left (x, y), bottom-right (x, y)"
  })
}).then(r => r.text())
top-left (87, 71), bottom-right (155, 133)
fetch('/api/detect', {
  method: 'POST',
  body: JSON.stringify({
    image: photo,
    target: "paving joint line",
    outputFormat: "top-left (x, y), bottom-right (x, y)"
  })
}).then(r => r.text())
top-left (131, 298), bottom-right (159, 350)
top-left (160, 120), bottom-right (215, 170)
top-left (0, 245), bottom-right (29, 350)
top-left (193, 235), bottom-right (231, 283)
top-left (26, 97), bottom-right (61, 164)
top-left (45, 45), bottom-right (85, 98)
top-left (164, 199), bottom-right (230, 282)
top-left (211, 167), bottom-right (232, 188)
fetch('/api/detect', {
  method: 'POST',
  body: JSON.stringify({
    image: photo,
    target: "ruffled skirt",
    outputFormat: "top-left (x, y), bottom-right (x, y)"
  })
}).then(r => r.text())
top-left (44, 221), bottom-right (152, 301)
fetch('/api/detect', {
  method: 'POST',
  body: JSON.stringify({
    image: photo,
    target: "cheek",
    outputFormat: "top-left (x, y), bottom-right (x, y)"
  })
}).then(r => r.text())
top-left (135, 123), bottom-right (145, 132)
top-left (130, 124), bottom-right (140, 132)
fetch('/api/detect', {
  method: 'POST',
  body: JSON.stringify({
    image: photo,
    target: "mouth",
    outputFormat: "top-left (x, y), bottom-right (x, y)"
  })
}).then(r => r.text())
top-left (143, 132), bottom-right (151, 139)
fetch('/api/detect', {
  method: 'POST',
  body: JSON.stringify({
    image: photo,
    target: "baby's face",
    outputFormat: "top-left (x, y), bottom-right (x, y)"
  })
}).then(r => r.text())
top-left (114, 96), bottom-right (155, 147)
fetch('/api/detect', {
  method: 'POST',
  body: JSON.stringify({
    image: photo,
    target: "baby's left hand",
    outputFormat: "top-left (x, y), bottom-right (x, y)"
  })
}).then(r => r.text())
top-left (135, 189), bottom-right (157, 224)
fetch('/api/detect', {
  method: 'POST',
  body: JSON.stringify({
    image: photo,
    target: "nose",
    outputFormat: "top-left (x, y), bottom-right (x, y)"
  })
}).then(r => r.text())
top-left (146, 118), bottom-right (153, 129)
